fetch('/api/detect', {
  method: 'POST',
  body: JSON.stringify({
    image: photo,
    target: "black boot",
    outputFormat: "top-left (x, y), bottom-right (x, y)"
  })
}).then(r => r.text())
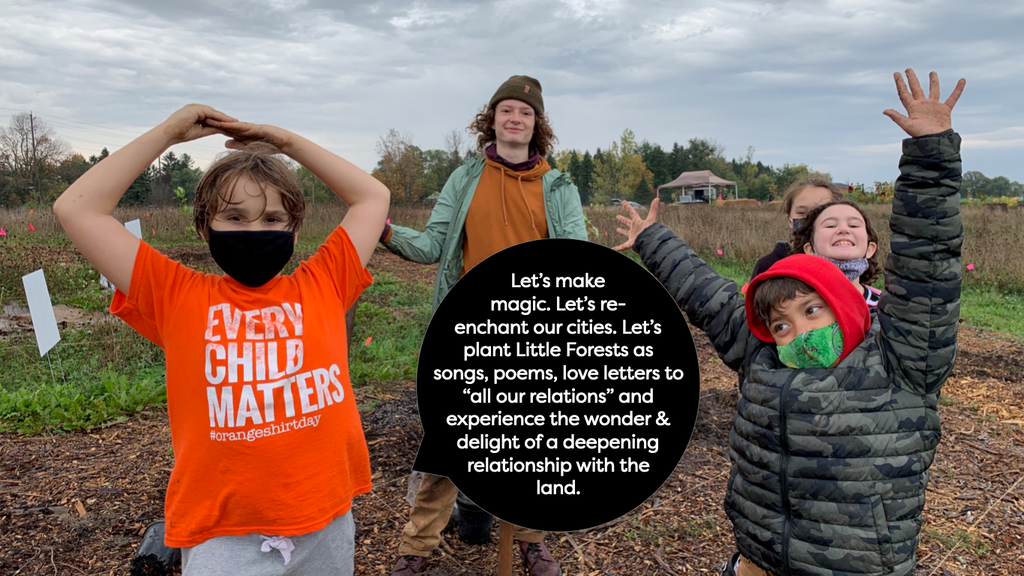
top-left (455, 491), bottom-right (493, 544)
top-left (129, 521), bottom-right (181, 576)
top-left (720, 552), bottom-right (740, 576)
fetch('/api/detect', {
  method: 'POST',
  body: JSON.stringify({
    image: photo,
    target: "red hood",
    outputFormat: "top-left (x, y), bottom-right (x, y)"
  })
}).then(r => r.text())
top-left (745, 254), bottom-right (871, 363)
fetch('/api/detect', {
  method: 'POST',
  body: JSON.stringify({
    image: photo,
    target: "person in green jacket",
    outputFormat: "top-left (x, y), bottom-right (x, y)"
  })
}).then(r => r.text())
top-left (383, 75), bottom-right (586, 576)
top-left (614, 68), bottom-right (965, 576)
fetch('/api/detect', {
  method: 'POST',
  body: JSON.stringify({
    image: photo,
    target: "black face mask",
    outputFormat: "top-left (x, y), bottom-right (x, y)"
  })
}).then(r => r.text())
top-left (207, 230), bottom-right (295, 288)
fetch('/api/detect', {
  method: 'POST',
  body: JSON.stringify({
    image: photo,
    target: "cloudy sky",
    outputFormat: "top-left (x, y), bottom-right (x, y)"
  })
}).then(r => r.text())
top-left (3, 0), bottom-right (1023, 187)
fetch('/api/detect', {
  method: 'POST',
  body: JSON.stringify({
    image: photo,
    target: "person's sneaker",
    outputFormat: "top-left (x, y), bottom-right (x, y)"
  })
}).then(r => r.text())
top-left (720, 551), bottom-right (740, 576)
top-left (389, 555), bottom-right (428, 576)
top-left (518, 541), bottom-right (561, 576)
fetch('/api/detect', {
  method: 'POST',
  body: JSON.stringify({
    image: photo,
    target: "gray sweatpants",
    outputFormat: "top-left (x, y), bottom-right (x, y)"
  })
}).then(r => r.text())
top-left (181, 511), bottom-right (355, 576)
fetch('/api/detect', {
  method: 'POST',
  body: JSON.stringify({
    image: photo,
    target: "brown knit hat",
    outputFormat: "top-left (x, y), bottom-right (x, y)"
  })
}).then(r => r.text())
top-left (488, 75), bottom-right (544, 116)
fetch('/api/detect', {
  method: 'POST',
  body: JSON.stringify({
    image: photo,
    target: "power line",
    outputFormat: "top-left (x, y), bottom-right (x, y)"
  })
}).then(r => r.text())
top-left (0, 108), bottom-right (228, 155)
top-left (0, 106), bottom-right (140, 137)
top-left (43, 119), bottom-right (228, 155)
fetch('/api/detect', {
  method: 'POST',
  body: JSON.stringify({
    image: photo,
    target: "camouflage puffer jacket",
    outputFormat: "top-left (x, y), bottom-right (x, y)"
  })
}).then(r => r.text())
top-left (634, 131), bottom-right (962, 576)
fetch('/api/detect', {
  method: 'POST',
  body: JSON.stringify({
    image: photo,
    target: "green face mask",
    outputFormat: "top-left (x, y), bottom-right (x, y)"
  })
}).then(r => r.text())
top-left (778, 321), bottom-right (844, 369)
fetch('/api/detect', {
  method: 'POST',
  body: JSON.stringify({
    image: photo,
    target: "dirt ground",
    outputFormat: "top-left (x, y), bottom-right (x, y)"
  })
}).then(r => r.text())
top-left (2, 250), bottom-right (1023, 576)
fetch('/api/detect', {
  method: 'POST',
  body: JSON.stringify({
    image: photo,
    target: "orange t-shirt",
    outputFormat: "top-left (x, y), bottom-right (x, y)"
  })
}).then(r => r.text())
top-left (111, 226), bottom-right (373, 548)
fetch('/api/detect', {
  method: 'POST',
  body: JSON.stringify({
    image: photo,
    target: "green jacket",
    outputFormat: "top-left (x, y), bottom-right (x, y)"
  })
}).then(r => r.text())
top-left (634, 131), bottom-right (962, 576)
top-left (384, 157), bottom-right (588, 312)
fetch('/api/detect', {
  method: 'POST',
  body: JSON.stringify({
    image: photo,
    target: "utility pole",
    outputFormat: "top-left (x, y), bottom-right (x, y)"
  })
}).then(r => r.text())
top-left (30, 112), bottom-right (40, 201)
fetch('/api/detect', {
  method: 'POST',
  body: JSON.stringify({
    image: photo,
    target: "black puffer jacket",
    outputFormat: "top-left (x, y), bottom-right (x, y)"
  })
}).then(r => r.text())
top-left (633, 131), bottom-right (962, 576)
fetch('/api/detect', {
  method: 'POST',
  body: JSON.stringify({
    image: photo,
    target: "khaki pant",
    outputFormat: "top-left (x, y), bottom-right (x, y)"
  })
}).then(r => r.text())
top-left (398, 473), bottom-right (545, 556)
top-left (737, 555), bottom-right (776, 576)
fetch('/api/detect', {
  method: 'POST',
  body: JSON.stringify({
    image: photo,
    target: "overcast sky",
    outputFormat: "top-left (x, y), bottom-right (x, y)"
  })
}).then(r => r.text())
top-left (3, 0), bottom-right (1022, 188)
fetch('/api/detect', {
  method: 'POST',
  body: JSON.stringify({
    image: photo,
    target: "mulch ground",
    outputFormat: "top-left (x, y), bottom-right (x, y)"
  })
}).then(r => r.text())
top-left (2, 251), bottom-right (1023, 576)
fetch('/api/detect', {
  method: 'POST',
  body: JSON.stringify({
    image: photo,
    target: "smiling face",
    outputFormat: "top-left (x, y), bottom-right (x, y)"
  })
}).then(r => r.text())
top-left (788, 186), bottom-right (834, 229)
top-left (802, 204), bottom-right (877, 261)
top-left (492, 99), bottom-right (536, 148)
top-left (767, 291), bottom-right (838, 347)
top-left (207, 175), bottom-right (296, 240)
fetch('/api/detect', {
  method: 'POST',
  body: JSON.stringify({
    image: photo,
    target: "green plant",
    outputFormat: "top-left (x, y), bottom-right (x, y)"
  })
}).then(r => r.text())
top-left (0, 367), bottom-right (165, 434)
top-left (624, 518), bottom-right (676, 543)
top-left (348, 272), bottom-right (433, 386)
top-left (174, 186), bottom-right (197, 237)
top-left (679, 515), bottom-right (718, 538)
top-left (925, 528), bottom-right (992, 557)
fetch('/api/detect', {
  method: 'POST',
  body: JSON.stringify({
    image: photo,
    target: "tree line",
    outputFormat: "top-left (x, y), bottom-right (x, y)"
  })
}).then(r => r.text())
top-left (3, 112), bottom-right (1021, 208)
top-left (0, 113), bottom-right (336, 209)
top-left (371, 127), bottom-right (849, 205)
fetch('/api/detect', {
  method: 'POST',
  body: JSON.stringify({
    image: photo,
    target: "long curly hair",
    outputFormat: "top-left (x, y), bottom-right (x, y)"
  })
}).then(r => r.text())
top-left (790, 200), bottom-right (881, 285)
top-left (468, 104), bottom-right (557, 157)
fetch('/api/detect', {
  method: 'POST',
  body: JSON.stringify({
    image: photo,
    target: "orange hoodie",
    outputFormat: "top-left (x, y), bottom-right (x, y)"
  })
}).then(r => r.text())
top-left (461, 157), bottom-right (551, 276)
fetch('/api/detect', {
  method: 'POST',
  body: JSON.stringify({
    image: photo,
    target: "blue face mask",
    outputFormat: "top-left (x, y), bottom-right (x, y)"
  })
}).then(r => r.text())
top-left (791, 219), bottom-right (803, 231)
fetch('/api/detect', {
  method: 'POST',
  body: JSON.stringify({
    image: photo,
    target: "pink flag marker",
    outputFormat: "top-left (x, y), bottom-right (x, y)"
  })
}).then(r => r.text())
top-left (386, 218), bottom-right (391, 224)
top-left (0, 228), bottom-right (6, 236)
top-left (28, 223), bottom-right (35, 231)
top-left (717, 249), bottom-right (723, 255)
top-left (966, 263), bottom-right (975, 270)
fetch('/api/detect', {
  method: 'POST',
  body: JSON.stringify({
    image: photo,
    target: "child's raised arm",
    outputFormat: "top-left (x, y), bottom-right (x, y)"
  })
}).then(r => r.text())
top-left (53, 105), bottom-right (236, 294)
top-left (880, 69), bottom-right (966, 395)
top-left (615, 199), bottom-right (751, 372)
top-left (208, 121), bottom-right (390, 268)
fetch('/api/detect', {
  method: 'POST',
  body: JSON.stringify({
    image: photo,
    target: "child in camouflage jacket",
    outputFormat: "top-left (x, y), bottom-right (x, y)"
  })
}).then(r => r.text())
top-left (614, 69), bottom-right (965, 576)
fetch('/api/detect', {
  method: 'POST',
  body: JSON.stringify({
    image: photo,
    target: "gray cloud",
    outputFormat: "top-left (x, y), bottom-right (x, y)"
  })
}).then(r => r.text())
top-left (2, 0), bottom-right (1022, 185)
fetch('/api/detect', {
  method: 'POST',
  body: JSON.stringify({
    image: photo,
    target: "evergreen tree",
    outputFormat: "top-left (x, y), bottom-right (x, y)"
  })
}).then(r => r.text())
top-left (578, 151), bottom-right (596, 205)
top-left (566, 151), bottom-right (581, 183)
top-left (122, 166), bottom-right (154, 205)
top-left (633, 176), bottom-right (655, 206)
top-left (638, 140), bottom-right (671, 187)
top-left (88, 148), bottom-right (110, 165)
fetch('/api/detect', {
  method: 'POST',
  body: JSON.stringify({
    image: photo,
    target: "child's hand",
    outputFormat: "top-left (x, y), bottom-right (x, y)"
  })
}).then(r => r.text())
top-left (161, 105), bottom-right (236, 144)
top-left (612, 198), bottom-right (659, 252)
top-left (883, 69), bottom-right (965, 138)
top-left (210, 121), bottom-right (295, 154)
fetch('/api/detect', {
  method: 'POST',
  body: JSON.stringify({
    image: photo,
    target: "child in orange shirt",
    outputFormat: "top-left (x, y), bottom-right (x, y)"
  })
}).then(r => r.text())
top-left (53, 105), bottom-right (389, 575)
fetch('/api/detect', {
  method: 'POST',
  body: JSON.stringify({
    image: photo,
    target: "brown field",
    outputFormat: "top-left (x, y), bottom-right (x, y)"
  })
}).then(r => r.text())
top-left (1, 203), bottom-right (1023, 575)
top-left (1, 257), bottom-right (1022, 575)
top-left (3, 202), bottom-right (1022, 293)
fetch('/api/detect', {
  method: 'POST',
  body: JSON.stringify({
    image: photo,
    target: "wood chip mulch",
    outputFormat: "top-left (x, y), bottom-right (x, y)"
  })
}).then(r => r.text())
top-left (2, 302), bottom-right (1022, 575)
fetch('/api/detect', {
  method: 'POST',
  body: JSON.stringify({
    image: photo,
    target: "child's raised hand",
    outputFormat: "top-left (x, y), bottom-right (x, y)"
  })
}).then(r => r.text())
top-left (612, 198), bottom-right (659, 252)
top-left (883, 69), bottom-right (965, 138)
top-left (210, 121), bottom-right (295, 154)
top-left (161, 104), bottom-right (237, 144)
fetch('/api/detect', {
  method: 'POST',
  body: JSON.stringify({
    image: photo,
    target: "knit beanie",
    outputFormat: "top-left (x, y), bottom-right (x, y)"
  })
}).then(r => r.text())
top-left (489, 75), bottom-right (544, 116)
top-left (745, 254), bottom-right (871, 364)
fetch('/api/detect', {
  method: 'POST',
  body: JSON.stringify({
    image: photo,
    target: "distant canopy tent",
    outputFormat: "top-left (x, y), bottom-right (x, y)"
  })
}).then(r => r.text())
top-left (657, 170), bottom-right (737, 202)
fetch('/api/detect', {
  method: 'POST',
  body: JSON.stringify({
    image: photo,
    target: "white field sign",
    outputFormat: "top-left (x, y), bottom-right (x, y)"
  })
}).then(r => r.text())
top-left (22, 270), bottom-right (61, 357)
top-left (100, 219), bottom-right (143, 290)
